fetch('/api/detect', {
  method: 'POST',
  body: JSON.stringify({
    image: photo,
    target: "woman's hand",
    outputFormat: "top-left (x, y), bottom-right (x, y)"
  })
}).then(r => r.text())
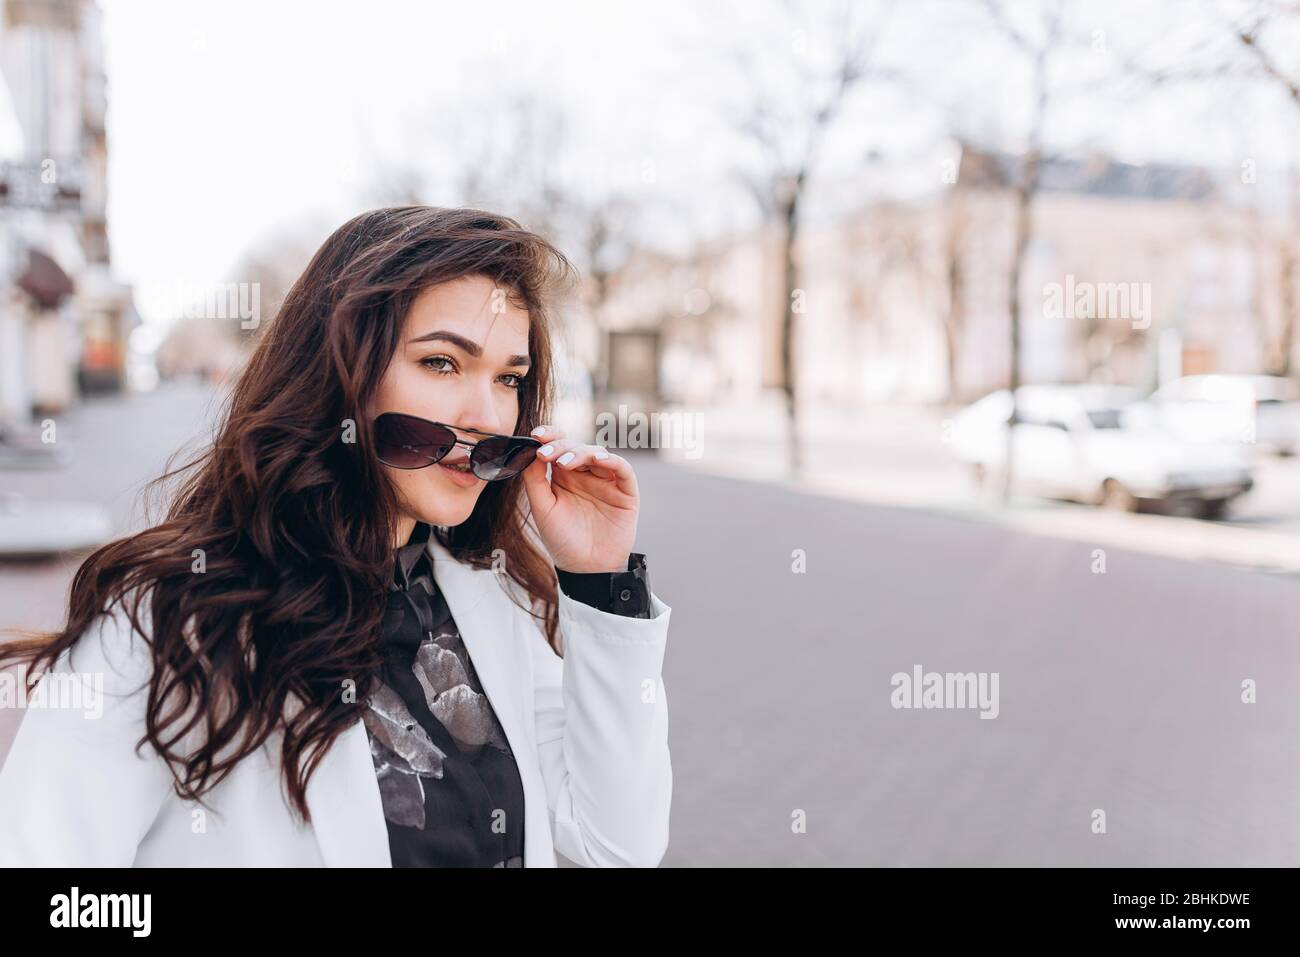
top-left (520, 425), bottom-right (639, 573)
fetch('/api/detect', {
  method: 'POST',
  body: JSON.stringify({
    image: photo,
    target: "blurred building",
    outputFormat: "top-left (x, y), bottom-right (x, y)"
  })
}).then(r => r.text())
top-left (0, 0), bottom-right (136, 429)
top-left (943, 145), bottom-right (1273, 399)
top-left (600, 142), bottom-right (1296, 410)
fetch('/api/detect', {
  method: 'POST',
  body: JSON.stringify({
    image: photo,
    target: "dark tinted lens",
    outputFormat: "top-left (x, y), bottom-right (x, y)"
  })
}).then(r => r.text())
top-left (374, 413), bottom-right (455, 469)
top-left (470, 435), bottom-right (539, 481)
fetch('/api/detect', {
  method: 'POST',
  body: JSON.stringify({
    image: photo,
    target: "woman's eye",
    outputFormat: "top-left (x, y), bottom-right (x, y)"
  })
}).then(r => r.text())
top-left (420, 354), bottom-right (523, 389)
top-left (420, 355), bottom-right (455, 375)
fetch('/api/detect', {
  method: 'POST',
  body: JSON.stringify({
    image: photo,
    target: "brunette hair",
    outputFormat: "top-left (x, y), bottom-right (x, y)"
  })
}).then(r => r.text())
top-left (0, 206), bottom-right (578, 823)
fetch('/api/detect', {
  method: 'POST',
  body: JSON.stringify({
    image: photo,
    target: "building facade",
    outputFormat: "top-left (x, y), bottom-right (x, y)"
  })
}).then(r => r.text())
top-left (597, 143), bottom-right (1297, 412)
top-left (0, 0), bottom-right (134, 430)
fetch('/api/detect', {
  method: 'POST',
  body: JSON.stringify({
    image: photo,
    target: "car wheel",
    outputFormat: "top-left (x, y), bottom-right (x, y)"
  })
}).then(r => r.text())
top-left (1197, 498), bottom-right (1230, 520)
top-left (1099, 478), bottom-right (1139, 512)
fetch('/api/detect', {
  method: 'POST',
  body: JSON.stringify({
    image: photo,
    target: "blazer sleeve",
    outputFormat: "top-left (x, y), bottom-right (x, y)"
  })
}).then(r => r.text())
top-left (529, 584), bottom-right (673, 867)
top-left (0, 605), bottom-right (175, 866)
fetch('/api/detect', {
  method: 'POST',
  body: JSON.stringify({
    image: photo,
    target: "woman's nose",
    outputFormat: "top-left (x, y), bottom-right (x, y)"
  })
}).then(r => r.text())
top-left (449, 384), bottom-right (509, 436)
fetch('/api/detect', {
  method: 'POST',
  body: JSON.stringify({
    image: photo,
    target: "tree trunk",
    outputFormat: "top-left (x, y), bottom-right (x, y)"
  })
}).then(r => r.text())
top-left (1003, 152), bottom-right (1039, 502)
top-left (943, 212), bottom-right (965, 404)
top-left (1271, 242), bottom-right (1297, 378)
top-left (780, 183), bottom-right (803, 477)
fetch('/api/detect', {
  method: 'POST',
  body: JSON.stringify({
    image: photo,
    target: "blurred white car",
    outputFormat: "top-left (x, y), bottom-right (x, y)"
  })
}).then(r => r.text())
top-left (951, 385), bottom-right (1255, 517)
top-left (1144, 374), bottom-right (1300, 456)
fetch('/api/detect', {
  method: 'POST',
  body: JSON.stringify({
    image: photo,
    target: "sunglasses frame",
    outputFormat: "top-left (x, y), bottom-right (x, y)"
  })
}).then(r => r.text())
top-left (373, 412), bottom-right (542, 482)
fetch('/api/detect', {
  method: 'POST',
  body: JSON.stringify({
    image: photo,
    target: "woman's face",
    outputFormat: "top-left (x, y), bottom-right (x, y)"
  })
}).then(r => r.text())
top-left (372, 274), bottom-right (533, 534)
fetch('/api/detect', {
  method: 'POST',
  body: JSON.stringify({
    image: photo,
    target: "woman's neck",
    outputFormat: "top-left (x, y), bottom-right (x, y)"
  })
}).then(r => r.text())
top-left (392, 514), bottom-right (418, 550)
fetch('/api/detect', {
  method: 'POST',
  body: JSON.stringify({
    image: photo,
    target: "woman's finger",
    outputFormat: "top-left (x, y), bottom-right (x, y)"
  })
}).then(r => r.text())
top-left (528, 430), bottom-right (639, 497)
top-left (520, 452), bottom-right (556, 514)
top-left (551, 443), bottom-right (605, 470)
top-left (588, 449), bottom-right (639, 497)
top-left (534, 436), bottom-right (580, 465)
top-left (528, 423), bottom-right (563, 443)
top-left (553, 445), bottom-right (638, 497)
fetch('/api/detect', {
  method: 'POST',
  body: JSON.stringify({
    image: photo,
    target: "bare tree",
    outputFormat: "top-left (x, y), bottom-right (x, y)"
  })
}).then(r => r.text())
top-left (1233, 5), bottom-right (1300, 376)
top-left (227, 222), bottom-right (328, 347)
top-left (1273, 194), bottom-right (1300, 377)
top-left (1234, 4), bottom-right (1300, 106)
top-left (725, 0), bottom-right (899, 477)
top-left (360, 91), bottom-right (658, 370)
top-left (975, 0), bottom-right (1065, 501)
top-left (1110, 1), bottom-right (1300, 379)
top-left (941, 192), bottom-right (972, 405)
top-left (446, 95), bottom-right (659, 392)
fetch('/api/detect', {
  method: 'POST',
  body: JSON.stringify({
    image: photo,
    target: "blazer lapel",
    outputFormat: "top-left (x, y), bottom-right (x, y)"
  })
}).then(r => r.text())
top-left (304, 536), bottom-right (543, 867)
top-left (425, 536), bottom-right (548, 866)
top-left (304, 715), bottom-right (392, 866)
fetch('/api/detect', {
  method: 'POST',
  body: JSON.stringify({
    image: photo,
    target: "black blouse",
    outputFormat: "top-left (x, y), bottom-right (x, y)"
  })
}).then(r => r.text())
top-left (361, 520), bottom-right (653, 868)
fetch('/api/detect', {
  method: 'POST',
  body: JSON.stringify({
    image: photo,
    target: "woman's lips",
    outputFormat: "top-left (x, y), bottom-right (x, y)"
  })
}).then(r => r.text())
top-left (437, 461), bottom-right (481, 488)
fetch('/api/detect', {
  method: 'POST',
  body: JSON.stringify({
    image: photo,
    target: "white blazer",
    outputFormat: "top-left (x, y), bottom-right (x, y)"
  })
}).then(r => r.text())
top-left (0, 535), bottom-right (673, 867)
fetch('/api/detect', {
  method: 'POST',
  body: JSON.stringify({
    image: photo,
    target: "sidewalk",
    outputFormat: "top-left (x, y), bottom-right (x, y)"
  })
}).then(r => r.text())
top-left (0, 379), bottom-right (225, 634)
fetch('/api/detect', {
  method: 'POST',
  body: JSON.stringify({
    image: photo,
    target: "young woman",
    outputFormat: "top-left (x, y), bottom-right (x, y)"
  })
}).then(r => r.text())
top-left (0, 206), bottom-right (673, 868)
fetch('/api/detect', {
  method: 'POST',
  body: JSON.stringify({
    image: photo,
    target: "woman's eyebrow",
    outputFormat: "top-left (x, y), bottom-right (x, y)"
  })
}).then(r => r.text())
top-left (408, 329), bottom-right (530, 366)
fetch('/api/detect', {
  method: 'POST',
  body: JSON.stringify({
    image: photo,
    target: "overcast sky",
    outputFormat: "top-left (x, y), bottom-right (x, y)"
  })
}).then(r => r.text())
top-left (98, 0), bottom-right (1300, 327)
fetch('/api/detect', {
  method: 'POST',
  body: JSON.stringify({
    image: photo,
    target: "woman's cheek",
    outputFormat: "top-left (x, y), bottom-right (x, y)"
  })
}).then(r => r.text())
top-left (500, 391), bottom-right (522, 430)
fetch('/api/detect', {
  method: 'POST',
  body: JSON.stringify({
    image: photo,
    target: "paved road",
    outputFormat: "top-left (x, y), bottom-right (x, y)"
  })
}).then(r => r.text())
top-left (635, 458), bottom-right (1300, 866)
top-left (4, 383), bottom-right (1298, 866)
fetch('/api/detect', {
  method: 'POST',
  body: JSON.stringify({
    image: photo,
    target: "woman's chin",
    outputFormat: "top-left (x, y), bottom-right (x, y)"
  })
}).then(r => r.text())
top-left (417, 490), bottom-right (481, 527)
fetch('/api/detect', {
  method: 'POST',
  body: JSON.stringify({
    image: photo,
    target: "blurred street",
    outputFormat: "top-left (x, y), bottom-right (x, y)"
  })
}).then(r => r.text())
top-left (644, 458), bottom-right (1300, 866)
top-left (660, 399), bottom-right (1300, 576)
top-left (4, 383), bottom-right (1298, 866)
top-left (0, 381), bottom-right (225, 634)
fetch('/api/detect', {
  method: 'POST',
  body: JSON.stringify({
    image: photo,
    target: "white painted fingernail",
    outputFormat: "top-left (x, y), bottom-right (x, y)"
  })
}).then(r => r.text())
top-left (594, 449), bottom-right (610, 460)
top-left (531, 426), bottom-right (547, 436)
top-left (539, 444), bottom-right (554, 456)
top-left (557, 452), bottom-right (575, 465)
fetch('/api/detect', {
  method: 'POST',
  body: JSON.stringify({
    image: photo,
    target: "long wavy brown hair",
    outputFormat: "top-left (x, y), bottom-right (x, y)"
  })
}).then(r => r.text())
top-left (0, 205), bottom-right (578, 824)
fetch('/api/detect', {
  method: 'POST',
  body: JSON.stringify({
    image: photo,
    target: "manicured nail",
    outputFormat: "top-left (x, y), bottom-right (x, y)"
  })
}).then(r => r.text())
top-left (538, 444), bottom-right (554, 456)
top-left (531, 425), bottom-right (547, 436)
top-left (557, 452), bottom-right (575, 465)
top-left (594, 449), bottom-right (610, 460)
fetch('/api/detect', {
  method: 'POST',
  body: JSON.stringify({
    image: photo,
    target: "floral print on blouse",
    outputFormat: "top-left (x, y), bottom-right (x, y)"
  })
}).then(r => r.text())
top-left (363, 519), bottom-right (655, 867)
top-left (363, 521), bottom-right (525, 867)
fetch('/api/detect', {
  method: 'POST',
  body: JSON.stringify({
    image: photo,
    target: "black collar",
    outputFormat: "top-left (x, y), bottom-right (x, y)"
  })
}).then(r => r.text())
top-left (392, 521), bottom-right (433, 590)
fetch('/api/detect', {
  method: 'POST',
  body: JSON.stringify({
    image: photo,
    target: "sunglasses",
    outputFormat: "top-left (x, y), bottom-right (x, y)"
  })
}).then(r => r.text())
top-left (373, 412), bottom-right (541, 481)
